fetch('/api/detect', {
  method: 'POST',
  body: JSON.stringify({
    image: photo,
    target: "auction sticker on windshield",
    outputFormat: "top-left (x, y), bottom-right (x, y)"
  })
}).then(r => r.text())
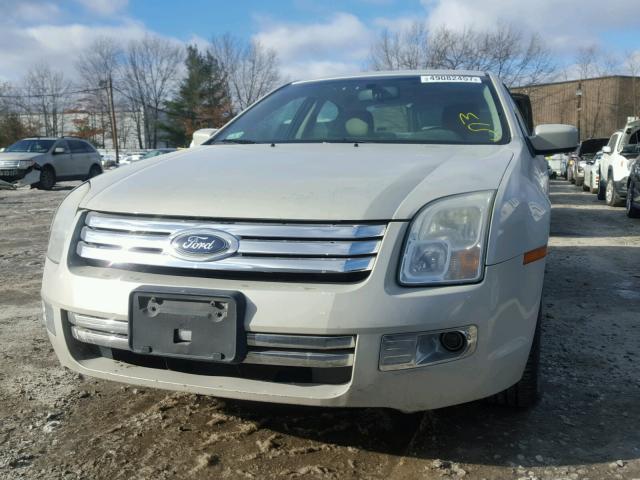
top-left (420, 75), bottom-right (482, 83)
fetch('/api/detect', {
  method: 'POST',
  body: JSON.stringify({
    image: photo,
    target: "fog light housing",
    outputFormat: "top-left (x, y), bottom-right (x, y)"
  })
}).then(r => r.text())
top-left (42, 300), bottom-right (55, 335)
top-left (379, 326), bottom-right (477, 371)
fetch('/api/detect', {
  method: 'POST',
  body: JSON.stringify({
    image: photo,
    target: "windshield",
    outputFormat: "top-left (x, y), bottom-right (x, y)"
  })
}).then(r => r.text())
top-left (5, 139), bottom-right (55, 153)
top-left (210, 75), bottom-right (509, 145)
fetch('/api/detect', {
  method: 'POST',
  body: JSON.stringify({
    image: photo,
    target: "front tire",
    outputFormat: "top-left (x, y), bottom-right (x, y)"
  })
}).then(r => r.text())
top-left (86, 164), bottom-right (102, 180)
top-left (627, 181), bottom-right (640, 218)
top-left (488, 306), bottom-right (541, 408)
top-left (37, 166), bottom-right (56, 190)
top-left (606, 174), bottom-right (624, 207)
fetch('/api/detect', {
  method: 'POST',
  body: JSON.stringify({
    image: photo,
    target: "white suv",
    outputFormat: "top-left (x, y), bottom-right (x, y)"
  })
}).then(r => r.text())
top-left (0, 137), bottom-right (103, 190)
top-left (598, 119), bottom-right (640, 206)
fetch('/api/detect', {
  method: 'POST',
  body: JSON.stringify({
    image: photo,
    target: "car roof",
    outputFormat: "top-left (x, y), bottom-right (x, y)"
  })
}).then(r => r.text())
top-left (291, 69), bottom-right (488, 84)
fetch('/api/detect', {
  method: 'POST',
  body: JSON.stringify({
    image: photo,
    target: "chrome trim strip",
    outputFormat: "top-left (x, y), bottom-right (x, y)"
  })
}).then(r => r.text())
top-left (68, 312), bottom-right (128, 335)
top-left (245, 350), bottom-right (353, 368)
top-left (70, 326), bottom-right (354, 368)
top-left (71, 326), bottom-right (129, 350)
top-left (85, 212), bottom-right (386, 239)
top-left (81, 227), bottom-right (380, 257)
top-left (77, 242), bottom-right (375, 273)
top-left (246, 333), bottom-right (355, 350)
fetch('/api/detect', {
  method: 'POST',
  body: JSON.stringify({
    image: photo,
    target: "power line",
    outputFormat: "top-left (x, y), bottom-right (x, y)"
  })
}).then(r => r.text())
top-left (0, 86), bottom-right (104, 99)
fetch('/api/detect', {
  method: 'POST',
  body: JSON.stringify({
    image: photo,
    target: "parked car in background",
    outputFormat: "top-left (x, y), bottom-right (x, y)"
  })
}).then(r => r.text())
top-left (626, 156), bottom-right (640, 217)
top-left (136, 148), bottom-right (177, 161)
top-left (0, 137), bottom-right (102, 189)
top-left (190, 128), bottom-right (217, 147)
top-left (583, 151), bottom-right (603, 193)
top-left (568, 138), bottom-right (608, 186)
top-left (547, 154), bottom-right (566, 179)
top-left (42, 70), bottom-right (578, 412)
top-left (598, 119), bottom-right (640, 206)
top-left (119, 152), bottom-right (145, 165)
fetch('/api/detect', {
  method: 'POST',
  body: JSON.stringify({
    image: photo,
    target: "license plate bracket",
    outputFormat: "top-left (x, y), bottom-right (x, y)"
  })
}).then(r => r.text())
top-left (129, 287), bottom-right (245, 363)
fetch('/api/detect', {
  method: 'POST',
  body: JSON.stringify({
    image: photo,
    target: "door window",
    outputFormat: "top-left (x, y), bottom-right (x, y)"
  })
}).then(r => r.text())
top-left (69, 140), bottom-right (86, 154)
top-left (53, 140), bottom-right (69, 153)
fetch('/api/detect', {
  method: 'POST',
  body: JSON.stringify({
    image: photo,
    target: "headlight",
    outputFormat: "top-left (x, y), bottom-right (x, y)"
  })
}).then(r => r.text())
top-left (46, 182), bottom-right (90, 263)
top-left (399, 191), bottom-right (494, 286)
top-left (18, 159), bottom-right (34, 168)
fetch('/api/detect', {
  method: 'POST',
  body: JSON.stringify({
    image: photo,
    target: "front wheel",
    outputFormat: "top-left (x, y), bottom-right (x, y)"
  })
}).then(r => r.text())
top-left (606, 175), bottom-right (624, 207)
top-left (627, 181), bottom-right (640, 218)
top-left (37, 166), bottom-right (56, 190)
top-left (488, 306), bottom-right (541, 408)
top-left (86, 164), bottom-right (102, 180)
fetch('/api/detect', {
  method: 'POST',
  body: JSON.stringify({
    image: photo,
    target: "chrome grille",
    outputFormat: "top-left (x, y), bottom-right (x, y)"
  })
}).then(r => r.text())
top-left (67, 312), bottom-right (355, 368)
top-left (0, 160), bottom-right (22, 168)
top-left (76, 212), bottom-right (386, 276)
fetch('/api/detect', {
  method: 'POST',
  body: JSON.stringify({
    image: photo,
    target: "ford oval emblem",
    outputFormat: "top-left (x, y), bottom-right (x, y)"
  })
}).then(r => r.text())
top-left (168, 229), bottom-right (239, 262)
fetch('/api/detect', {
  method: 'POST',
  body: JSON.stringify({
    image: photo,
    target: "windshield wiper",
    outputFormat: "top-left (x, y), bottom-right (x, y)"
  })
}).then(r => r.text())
top-left (219, 139), bottom-right (257, 144)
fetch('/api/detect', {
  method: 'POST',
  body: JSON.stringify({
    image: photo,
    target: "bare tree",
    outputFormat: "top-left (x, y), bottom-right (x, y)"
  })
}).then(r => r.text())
top-left (122, 35), bottom-right (183, 148)
top-left (20, 64), bottom-right (71, 136)
top-left (75, 37), bottom-right (123, 147)
top-left (624, 50), bottom-right (640, 117)
top-left (369, 22), bottom-right (555, 87)
top-left (210, 34), bottom-right (281, 111)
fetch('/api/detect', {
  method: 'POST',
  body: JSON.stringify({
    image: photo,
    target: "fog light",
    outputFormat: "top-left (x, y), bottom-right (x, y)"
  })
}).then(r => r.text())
top-left (42, 300), bottom-right (55, 335)
top-left (440, 331), bottom-right (466, 352)
top-left (379, 326), bottom-right (477, 371)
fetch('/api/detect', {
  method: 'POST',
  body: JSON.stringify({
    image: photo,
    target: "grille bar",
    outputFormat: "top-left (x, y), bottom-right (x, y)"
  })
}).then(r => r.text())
top-left (77, 212), bottom-right (386, 275)
top-left (68, 312), bottom-right (356, 369)
top-left (80, 227), bottom-right (381, 257)
top-left (86, 212), bottom-right (386, 239)
top-left (77, 242), bottom-right (375, 273)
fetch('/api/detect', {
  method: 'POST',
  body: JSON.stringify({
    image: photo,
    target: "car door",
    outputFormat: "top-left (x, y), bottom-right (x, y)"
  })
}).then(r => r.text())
top-left (68, 140), bottom-right (89, 177)
top-left (51, 140), bottom-right (73, 177)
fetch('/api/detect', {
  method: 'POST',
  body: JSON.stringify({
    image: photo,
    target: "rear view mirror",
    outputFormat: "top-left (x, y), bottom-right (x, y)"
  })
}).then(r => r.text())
top-left (529, 124), bottom-right (578, 155)
top-left (358, 86), bottom-right (399, 101)
top-left (53, 147), bottom-right (66, 154)
top-left (602, 146), bottom-right (612, 154)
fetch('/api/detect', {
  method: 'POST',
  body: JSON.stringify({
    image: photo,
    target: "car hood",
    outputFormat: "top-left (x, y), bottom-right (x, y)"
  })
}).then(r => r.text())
top-left (83, 144), bottom-right (514, 221)
top-left (0, 152), bottom-right (43, 163)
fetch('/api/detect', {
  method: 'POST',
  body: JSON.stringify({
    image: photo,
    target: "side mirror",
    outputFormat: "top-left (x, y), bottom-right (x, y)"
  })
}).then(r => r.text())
top-left (602, 145), bottom-right (612, 154)
top-left (53, 147), bottom-right (66, 154)
top-left (511, 93), bottom-right (534, 134)
top-left (529, 124), bottom-right (579, 155)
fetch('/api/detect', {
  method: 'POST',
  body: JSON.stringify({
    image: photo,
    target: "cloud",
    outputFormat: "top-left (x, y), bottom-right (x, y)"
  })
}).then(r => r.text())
top-left (422, 0), bottom-right (635, 52)
top-left (253, 13), bottom-right (372, 79)
top-left (74, 0), bottom-right (129, 16)
top-left (0, 20), bottom-right (150, 82)
top-left (1, 0), bottom-right (61, 22)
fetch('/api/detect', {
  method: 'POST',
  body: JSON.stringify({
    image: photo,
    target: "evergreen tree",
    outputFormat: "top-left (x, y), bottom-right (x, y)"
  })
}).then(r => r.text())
top-left (162, 45), bottom-right (232, 147)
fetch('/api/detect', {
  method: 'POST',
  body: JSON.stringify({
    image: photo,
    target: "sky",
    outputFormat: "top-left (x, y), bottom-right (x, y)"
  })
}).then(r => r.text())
top-left (0, 0), bottom-right (638, 83)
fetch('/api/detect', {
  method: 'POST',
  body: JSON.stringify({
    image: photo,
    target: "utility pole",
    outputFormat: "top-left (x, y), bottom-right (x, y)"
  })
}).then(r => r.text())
top-left (105, 76), bottom-right (119, 164)
top-left (576, 81), bottom-right (583, 141)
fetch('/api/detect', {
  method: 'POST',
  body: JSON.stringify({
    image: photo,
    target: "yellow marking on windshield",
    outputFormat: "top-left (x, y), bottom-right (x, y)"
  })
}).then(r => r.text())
top-left (458, 112), bottom-right (497, 141)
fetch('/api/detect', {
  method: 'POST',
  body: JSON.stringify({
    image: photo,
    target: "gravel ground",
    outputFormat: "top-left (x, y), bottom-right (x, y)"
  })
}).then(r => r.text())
top-left (0, 180), bottom-right (639, 480)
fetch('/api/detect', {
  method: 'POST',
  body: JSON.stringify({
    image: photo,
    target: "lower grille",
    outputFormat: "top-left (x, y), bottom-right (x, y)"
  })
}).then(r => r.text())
top-left (67, 312), bottom-right (355, 369)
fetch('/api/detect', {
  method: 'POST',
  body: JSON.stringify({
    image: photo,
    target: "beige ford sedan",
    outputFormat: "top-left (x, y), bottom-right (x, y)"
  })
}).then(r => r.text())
top-left (42, 71), bottom-right (577, 412)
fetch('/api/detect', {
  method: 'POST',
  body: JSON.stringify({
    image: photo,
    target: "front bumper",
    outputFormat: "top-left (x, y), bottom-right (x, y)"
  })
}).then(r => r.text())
top-left (42, 222), bottom-right (544, 412)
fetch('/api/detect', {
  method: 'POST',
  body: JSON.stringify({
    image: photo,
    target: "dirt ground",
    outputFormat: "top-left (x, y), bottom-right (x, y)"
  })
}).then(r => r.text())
top-left (1, 179), bottom-right (639, 480)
